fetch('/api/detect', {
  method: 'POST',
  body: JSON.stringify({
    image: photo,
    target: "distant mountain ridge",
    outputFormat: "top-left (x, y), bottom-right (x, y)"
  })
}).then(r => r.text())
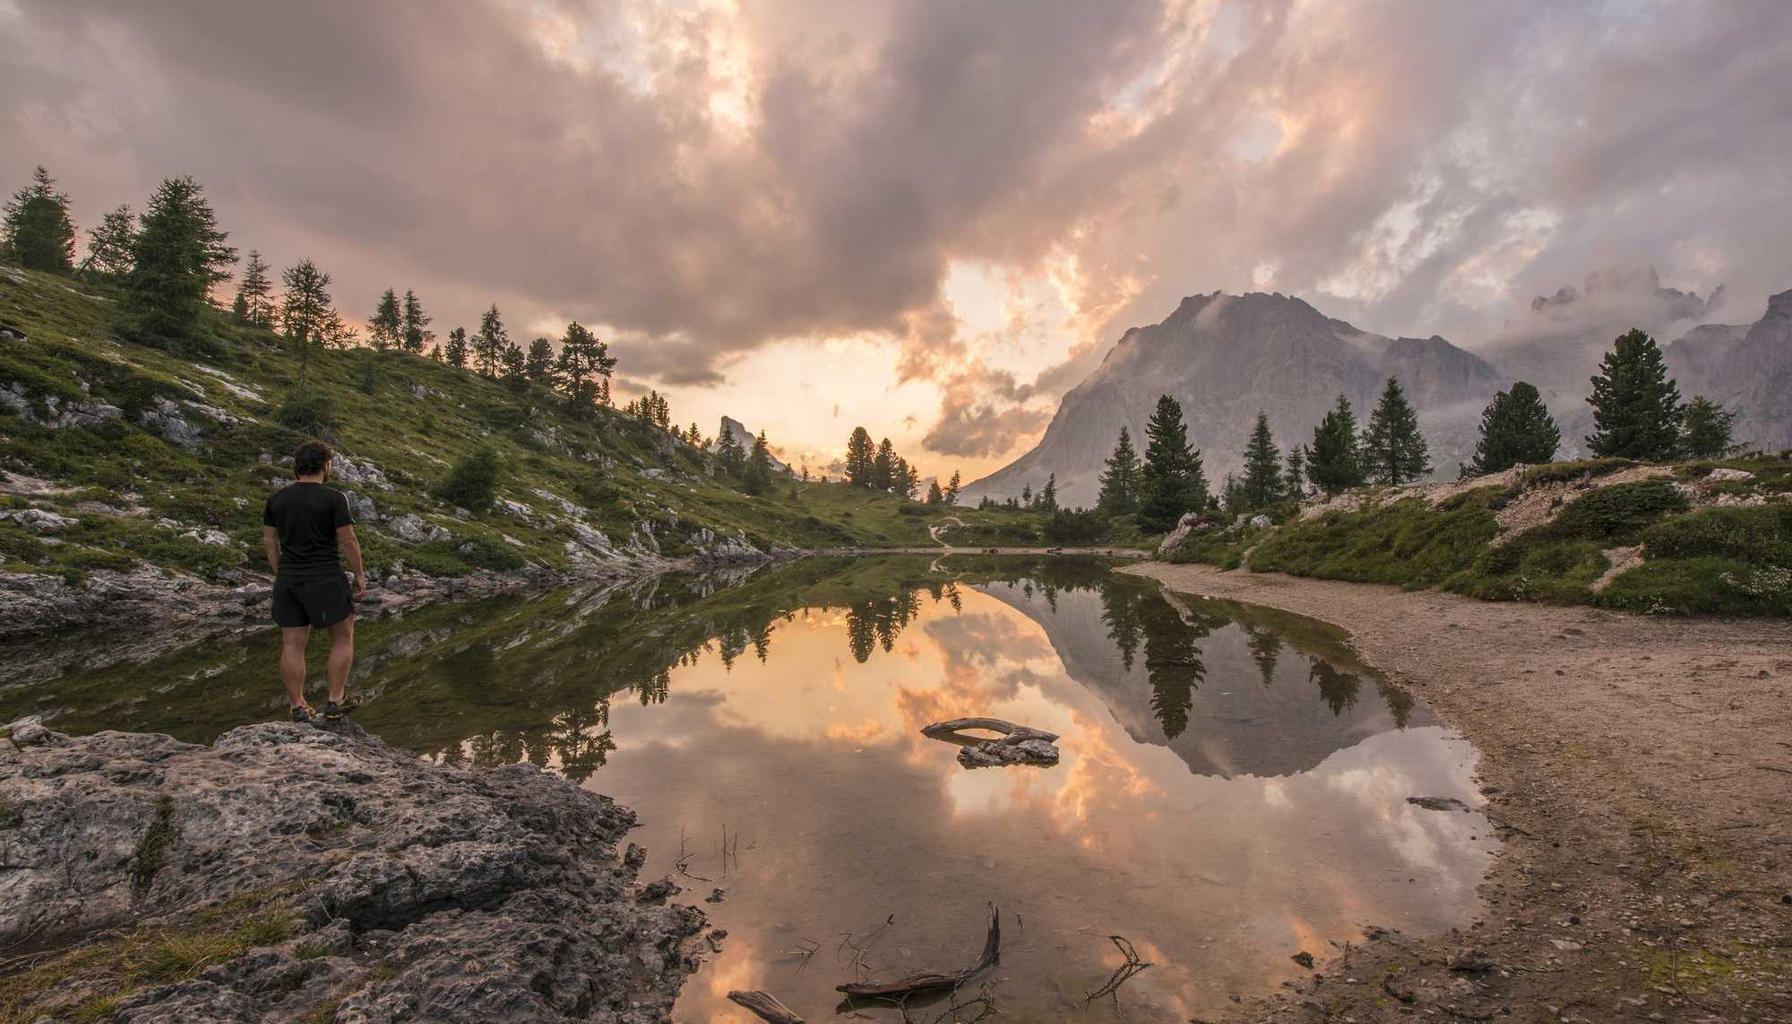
top-left (966, 279), bottom-right (1792, 507)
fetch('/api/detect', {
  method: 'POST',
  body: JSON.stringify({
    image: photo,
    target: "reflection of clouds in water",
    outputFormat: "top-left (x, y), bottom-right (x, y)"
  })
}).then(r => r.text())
top-left (594, 583), bottom-right (1488, 1023)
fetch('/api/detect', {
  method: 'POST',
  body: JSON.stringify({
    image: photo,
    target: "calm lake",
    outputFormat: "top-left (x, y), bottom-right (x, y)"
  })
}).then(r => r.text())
top-left (0, 556), bottom-right (1491, 1022)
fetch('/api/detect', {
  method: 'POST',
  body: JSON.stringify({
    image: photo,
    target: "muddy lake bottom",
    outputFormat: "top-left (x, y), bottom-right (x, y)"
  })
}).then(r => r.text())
top-left (0, 556), bottom-right (1495, 1022)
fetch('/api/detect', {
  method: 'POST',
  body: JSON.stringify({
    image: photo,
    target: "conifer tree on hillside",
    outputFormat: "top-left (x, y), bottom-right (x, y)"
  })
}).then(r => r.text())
top-left (399, 290), bottom-right (433, 353)
top-left (1586, 328), bottom-right (1682, 460)
top-left (945, 470), bottom-right (962, 505)
top-left (81, 204), bottom-right (136, 277)
top-left (1037, 473), bottom-right (1058, 512)
top-left (1679, 396), bottom-right (1736, 459)
top-left (368, 289), bottom-right (402, 351)
top-left (2, 166), bottom-right (76, 273)
top-left (125, 176), bottom-right (236, 348)
top-left (444, 327), bottom-right (470, 368)
top-left (280, 259), bottom-right (351, 385)
top-left (1285, 445), bottom-right (1307, 499)
top-left (844, 428), bottom-right (876, 486)
top-left (743, 431), bottom-right (774, 494)
top-left (715, 425), bottom-right (745, 471)
top-left (1238, 412), bottom-right (1285, 509)
top-left (898, 459), bottom-right (921, 500)
top-left (686, 422), bottom-right (705, 447)
top-left (232, 250), bottom-right (276, 327)
top-left (1221, 473), bottom-right (1243, 513)
top-left (1138, 394), bottom-right (1208, 533)
top-left (552, 321), bottom-right (615, 412)
top-left (501, 342), bottom-right (528, 391)
top-left (1307, 395), bottom-right (1364, 496)
top-left (1361, 377), bottom-right (1430, 486)
top-left (1097, 425), bottom-right (1143, 515)
top-left (473, 304), bottom-right (509, 378)
top-left (871, 438), bottom-right (897, 492)
top-left (926, 480), bottom-right (944, 504)
top-left (1021, 484), bottom-right (1033, 506)
top-left (1467, 381), bottom-right (1559, 475)
top-left (525, 337), bottom-right (555, 382)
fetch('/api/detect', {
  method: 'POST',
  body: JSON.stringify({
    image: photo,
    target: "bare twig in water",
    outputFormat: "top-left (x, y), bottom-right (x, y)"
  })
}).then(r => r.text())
top-left (787, 937), bottom-right (821, 975)
top-left (675, 825), bottom-right (712, 882)
top-left (727, 990), bottom-right (806, 1024)
top-left (1085, 935), bottom-right (1153, 1008)
top-left (837, 906), bottom-right (1000, 1004)
top-left (926, 983), bottom-right (998, 1023)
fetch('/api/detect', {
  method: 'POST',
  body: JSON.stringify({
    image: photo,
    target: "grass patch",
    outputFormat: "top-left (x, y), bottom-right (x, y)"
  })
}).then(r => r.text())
top-left (1596, 557), bottom-right (1792, 616)
top-left (1246, 490), bottom-right (1500, 588)
top-left (129, 796), bottom-right (176, 896)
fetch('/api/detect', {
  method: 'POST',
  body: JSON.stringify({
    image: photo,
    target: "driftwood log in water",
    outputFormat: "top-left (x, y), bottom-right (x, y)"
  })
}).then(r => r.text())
top-left (727, 990), bottom-right (807, 1023)
top-left (920, 718), bottom-right (1061, 768)
top-left (837, 905), bottom-right (1001, 1002)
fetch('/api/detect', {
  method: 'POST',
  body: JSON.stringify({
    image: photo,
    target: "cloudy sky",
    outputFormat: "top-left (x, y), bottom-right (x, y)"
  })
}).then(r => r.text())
top-left (4, 0), bottom-right (1789, 479)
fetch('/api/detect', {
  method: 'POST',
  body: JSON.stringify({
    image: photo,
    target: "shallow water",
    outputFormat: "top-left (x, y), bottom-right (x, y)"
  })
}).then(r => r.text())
top-left (0, 556), bottom-right (1490, 1021)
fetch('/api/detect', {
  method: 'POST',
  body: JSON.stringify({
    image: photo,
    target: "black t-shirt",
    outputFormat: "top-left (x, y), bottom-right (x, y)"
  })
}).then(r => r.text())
top-left (262, 482), bottom-right (353, 581)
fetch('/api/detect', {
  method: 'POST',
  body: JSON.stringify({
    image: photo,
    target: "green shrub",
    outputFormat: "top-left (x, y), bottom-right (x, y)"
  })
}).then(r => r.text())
top-left (1521, 459), bottom-right (1636, 487)
top-left (1543, 480), bottom-right (1687, 542)
top-left (452, 534), bottom-right (525, 571)
top-left (1596, 557), bottom-right (1792, 616)
top-left (1043, 507), bottom-right (1108, 544)
top-left (1640, 505), bottom-right (1792, 564)
top-left (1449, 535), bottom-right (1607, 604)
top-left (434, 445), bottom-right (502, 513)
top-left (274, 392), bottom-right (337, 437)
top-left (1249, 494), bottom-right (1498, 587)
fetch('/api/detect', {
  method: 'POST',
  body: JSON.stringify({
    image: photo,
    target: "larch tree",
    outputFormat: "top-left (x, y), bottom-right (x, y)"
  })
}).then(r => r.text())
top-left (552, 321), bottom-right (616, 412)
top-left (1361, 377), bottom-right (1430, 486)
top-left (279, 259), bottom-right (350, 384)
top-left (473, 304), bottom-right (509, 378)
top-left (1138, 394), bottom-right (1208, 533)
top-left (1679, 396), bottom-right (1736, 459)
top-left (945, 470), bottom-right (962, 505)
top-left (1307, 395), bottom-right (1364, 496)
top-left (926, 480), bottom-right (944, 504)
top-left (125, 176), bottom-right (236, 349)
top-left (1238, 412), bottom-right (1284, 509)
top-left (368, 288), bottom-right (403, 351)
top-left (1037, 473), bottom-right (1058, 511)
top-left (2, 166), bottom-right (76, 273)
top-left (444, 326), bottom-right (470, 368)
top-left (715, 425), bottom-right (745, 471)
top-left (845, 427), bottom-right (875, 487)
top-left (1467, 381), bottom-right (1559, 474)
top-left (1586, 328), bottom-right (1682, 460)
top-left (743, 431), bottom-right (774, 494)
top-left (501, 342), bottom-right (528, 391)
top-left (525, 337), bottom-right (555, 382)
top-left (232, 250), bottom-right (276, 327)
top-left (81, 204), bottom-right (136, 277)
top-left (1097, 425), bottom-right (1143, 515)
top-left (871, 438), bottom-right (897, 492)
top-left (400, 290), bottom-right (433, 353)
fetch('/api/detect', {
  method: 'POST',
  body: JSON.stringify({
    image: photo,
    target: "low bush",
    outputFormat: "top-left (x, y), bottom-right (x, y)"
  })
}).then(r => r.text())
top-left (1520, 458), bottom-right (1636, 487)
top-left (1542, 480), bottom-right (1687, 542)
top-left (273, 391), bottom-right (337, 438)
top-left (434, 445), bottom-right (502, 514)
top-left (1043, 507), bottom-right (1108, 544)
top-left (1248, 493), bottom-right (1499, 588)
top-left (1595, 557), bottom-right (1792, 617)
top-left (1640, 505), bottom-right (1792, 564)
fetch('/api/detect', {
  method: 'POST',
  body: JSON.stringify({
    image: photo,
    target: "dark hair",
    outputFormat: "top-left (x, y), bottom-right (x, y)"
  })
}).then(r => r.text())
top-left (293, 440), bottom-right (333, 478)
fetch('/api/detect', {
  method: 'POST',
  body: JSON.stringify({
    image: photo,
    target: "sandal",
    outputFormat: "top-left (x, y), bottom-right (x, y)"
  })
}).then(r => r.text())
top-left (290, 703), bottom-right (318, 724)
top-left (324, 695), bottom-right (363, 720)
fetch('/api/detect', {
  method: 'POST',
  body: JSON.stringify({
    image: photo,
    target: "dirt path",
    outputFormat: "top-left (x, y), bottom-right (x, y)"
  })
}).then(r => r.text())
top-left (1123, 562), bottom-right (1792, 1023)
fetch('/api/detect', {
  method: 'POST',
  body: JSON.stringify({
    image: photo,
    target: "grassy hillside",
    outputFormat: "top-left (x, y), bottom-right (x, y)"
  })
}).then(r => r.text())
top-left (1167, 458), bottom-right (1792, 616)
top-left (0, 265), bottom-right (1056, 584)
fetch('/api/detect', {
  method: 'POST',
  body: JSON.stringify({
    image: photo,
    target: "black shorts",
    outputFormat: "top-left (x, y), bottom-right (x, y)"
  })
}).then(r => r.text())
top-left (271, 576), bottom-right (353, 628)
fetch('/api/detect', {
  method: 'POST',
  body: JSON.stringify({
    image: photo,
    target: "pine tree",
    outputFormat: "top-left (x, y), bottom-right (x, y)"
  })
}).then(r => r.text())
top-left (1308, 395), bottom-right (1364, 496)
top-left (926, 480), bottom-right (944, 504)
top-left (1679, 396), bottom-right (1735, 459)
top-left (473, 304), bottom-right (508, 378)
top-left (525, 337), bottom-right (554, 382)
top-left (368, 288), bottom-right (402, 351)
top-left (500, 342), bottom-right (528, 391)
top-left (1021, 484), bottom-right (1033, 506)
top-left (1097, 425), bottom-right (1143, 515)
top-left (2, 166), bottom-right (76, 273)
top-left (896, 459), bottom-right (920, 499)
top-left (444, 327), bottom-right (470, 368)
top-left (552, 321), bottom-right (615, 411)
top-left (743, 431), bottom-right (774, 494)
top-left (687, 423), bottom-right (704, 447)
top-left (81, 204), bottom-right (135, 277)
top-left (1285, 445), bottom-right (1307, 499)
top-left (1238, 412), bottom-right (1284, 509)
top-left (845, 428), bottom-right (875, 487)
top-left (944, 470), bottom-right (962, 505)
top-left (715, 426), bottom-right (745, 471)
top-left (1586, 328), bottom-right (1682, 460)
top-left (279, 259), bottom-right (350, 384)
top-left (124, 176), bottom-right (236, 348)
top-left (1361, 377), bottom-right (1430, 486)
top-left (1138, 394), bottom-right (1208, 533)
top-left (871, 438), bottom-right (896, 492)
top-left (399, 290), bottom-right (433, 353)
top-left (1467, 381), bottom-right (1560, 474)
top-left (232, 250), bottom-right (276, 327)
top-left (1037, 473), bottom-right (1058, 511)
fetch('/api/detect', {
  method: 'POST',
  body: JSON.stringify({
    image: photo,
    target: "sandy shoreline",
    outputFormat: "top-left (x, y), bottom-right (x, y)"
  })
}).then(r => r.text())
top-left (1122, 562), bottom-right (1792, 1023)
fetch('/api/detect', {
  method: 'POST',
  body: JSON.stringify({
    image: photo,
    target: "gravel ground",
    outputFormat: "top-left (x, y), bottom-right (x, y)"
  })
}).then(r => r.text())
top-left (1125, 562), bottom-right (1792, 1024)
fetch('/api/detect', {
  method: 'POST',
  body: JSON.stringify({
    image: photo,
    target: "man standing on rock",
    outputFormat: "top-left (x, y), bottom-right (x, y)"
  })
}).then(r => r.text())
top-left (261, 440), bottom-right (366, 723)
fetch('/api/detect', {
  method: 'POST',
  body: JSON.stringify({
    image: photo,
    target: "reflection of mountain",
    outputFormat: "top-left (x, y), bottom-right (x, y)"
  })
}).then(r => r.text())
top-left (977, 579), bottom-right (1434, 779)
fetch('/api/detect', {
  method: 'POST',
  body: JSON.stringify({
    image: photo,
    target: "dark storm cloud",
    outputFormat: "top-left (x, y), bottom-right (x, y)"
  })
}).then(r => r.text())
top-left (4, 0), bottom-right (1790, 462)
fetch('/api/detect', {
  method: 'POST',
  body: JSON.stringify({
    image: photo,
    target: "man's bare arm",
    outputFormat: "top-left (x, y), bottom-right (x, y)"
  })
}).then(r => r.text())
top-left (261, 525), bottom-right (280, 575)
top-left (337, 524), bottom-right (367, 598)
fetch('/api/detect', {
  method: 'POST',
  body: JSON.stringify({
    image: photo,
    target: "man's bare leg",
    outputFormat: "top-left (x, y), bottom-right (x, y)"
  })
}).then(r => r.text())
top-left (325, 616), bottom-right (355, 704)
top-left (280, 627), bottom-right (312, 708)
